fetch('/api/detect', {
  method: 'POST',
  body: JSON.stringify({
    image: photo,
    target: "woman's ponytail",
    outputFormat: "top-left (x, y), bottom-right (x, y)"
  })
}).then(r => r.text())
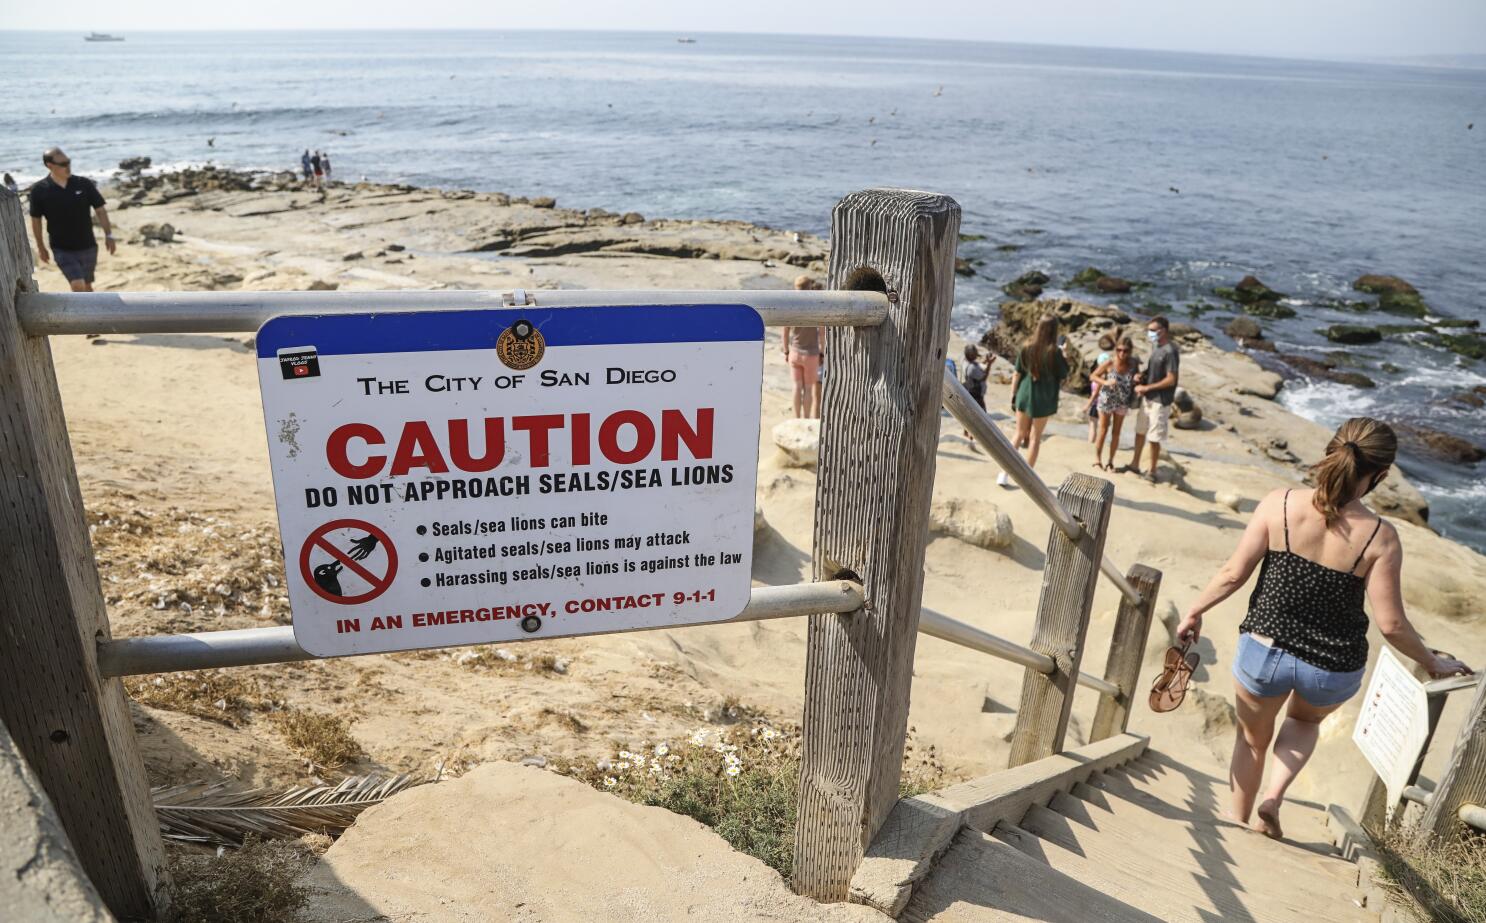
top-left (1312, 418), bottom-right (1398, 526)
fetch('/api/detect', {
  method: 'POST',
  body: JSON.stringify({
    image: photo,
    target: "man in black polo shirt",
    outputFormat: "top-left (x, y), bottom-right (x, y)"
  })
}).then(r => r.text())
top-left (28, 147), bottom-right (116, 292)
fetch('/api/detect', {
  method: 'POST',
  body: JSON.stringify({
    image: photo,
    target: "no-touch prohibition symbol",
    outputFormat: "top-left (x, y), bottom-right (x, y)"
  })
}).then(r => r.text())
top-left (299, 519), bottom-right (398, 605)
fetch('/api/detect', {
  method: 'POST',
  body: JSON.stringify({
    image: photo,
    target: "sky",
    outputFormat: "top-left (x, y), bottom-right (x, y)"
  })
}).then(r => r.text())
top-left (6, 0), bottom-right (1485, 60)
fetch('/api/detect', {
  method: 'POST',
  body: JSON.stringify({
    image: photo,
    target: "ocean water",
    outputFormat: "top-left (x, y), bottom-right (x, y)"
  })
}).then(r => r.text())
top-left (2, 30), bottom-right (1483, 549)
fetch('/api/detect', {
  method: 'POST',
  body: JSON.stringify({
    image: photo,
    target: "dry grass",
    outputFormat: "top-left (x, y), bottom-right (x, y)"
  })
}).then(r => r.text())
top-left (1376, 826), bottom-right (1486, 923)
top-left (561, 710), bottom-right (947, 878)
top-left (88, 495), bottom-right (292, 630)
top-left (268, 710), bottom-right (364, 770)
top-left (449, 645), bottom-right (571, 675)
top-left (124, 670), bottom-right (277, 726)
top-left (165, 838), bottom-right (312, 923)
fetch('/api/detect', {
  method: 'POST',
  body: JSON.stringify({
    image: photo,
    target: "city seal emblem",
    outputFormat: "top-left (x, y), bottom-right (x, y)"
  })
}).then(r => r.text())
top-left (495, 318), bottom-right (545, 370)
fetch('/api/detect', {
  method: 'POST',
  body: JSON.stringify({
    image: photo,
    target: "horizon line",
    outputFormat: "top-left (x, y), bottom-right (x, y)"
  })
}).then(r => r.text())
top-left (3, 27), bottom-right (1484, 67)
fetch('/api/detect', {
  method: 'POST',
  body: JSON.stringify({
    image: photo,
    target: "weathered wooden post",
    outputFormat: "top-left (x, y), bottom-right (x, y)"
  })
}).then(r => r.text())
top-left (792, 189), bottom-right (959, 901)
top-left (1089, 564), bottom-right (1163, 742)
top-left (0, 191), bottom-right (168, 916)
top-left (1418, 675), bottom-right (1486, 842)
top-left (1007, 474), bottom-right (1115, 767)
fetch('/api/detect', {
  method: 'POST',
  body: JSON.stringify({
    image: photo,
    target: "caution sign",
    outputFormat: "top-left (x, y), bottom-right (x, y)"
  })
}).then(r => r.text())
top-left (257, 305), bottom-right (763, 656)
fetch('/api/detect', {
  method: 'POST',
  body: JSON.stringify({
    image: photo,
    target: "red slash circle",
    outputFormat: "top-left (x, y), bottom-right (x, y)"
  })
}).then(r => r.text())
top-left (299, 519), bottom-right (398, 605)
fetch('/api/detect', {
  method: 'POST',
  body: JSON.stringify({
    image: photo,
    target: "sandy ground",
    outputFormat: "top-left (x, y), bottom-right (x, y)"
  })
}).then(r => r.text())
top-left (24, 173), bottom-right (1486, 917)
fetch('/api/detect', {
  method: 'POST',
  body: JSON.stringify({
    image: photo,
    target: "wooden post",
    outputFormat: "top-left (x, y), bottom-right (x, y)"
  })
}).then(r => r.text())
top-left (1418, 675), bottom-right (1486, 842)
top-left (792, 189), bottom-right (960, 901)
top-left (1007, 474), bottom-right (1115, 768)
top-left (1359, 661), bottom-right (1445, 834)
top-left (1089, 564), bottom-right (1163, 742)
top-left (0, 192), bottom-right (167, 915)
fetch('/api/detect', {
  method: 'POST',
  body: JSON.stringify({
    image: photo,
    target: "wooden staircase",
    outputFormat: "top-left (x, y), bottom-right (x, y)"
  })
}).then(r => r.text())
top-left (902, 749), bottom-right (1376, 922)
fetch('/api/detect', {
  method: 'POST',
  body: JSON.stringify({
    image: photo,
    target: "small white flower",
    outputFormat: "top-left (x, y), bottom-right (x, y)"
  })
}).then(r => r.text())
top-left (666, 754), bottom-right (681, 764)
top-left (689, 730), bottom-right (708, 746)
top-left (603, 776), bottom-right (617, 788)
top-left (648, 763), bottom-right (663, 775)
top-left (761, 728), bottom-right (779, 741)
top-left (615, 761), bottom-right (630, 770)
top-left (725, 764), bottom-right (741, 777)
top-left (654, 743), bottom-right (669, 757)
top-left (617, 750), bottom-right (635, 761)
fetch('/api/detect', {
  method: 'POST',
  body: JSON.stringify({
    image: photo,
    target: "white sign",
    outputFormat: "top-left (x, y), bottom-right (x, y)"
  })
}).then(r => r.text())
top-left (1353, 647), bottom-right (1431, 819)
top-left (256, 305), bottom-right (763, 656)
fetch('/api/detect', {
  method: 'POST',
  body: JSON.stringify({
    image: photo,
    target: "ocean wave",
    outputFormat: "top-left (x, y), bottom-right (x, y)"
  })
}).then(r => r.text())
top-left (73, 105), bottom-right (389, 128)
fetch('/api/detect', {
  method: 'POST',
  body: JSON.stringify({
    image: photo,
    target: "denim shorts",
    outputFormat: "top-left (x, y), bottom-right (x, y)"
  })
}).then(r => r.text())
top-left (1231, 633), bottom-right (1365, 707)
top-left (53, 246), bottom-right (98, 283)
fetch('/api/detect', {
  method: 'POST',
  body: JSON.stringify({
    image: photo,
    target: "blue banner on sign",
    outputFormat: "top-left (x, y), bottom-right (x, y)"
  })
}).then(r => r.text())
top-left (256, 304), bottom-right (763, 358)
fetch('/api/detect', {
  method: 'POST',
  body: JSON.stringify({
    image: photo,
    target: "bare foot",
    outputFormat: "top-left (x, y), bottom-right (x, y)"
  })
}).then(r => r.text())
top-left (1253, 799), bottom-right (1283, 839)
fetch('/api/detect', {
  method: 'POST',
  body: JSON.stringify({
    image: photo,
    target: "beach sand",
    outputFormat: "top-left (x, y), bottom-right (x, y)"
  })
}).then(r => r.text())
top-left (30, 172), bottom-right (1485, 918)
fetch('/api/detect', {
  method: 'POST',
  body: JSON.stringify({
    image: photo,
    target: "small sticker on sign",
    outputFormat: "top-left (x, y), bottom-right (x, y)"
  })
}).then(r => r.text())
top-left (278, 347), bottom-right (320, 380)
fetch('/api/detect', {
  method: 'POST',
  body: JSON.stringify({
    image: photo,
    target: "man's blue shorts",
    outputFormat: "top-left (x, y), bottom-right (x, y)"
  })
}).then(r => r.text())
top-left (1231, 632), bottom-right (1365, 707)
top-left (54, 246), bottom-right (98, 283)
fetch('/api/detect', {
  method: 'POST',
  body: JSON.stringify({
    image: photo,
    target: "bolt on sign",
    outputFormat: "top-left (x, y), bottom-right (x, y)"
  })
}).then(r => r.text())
top-left (256, 305), bottom-right (763, 656)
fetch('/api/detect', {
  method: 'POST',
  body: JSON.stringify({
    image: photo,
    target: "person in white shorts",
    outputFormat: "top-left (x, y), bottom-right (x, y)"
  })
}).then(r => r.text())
top-left (1125, 315), bottom-right (1180, 483)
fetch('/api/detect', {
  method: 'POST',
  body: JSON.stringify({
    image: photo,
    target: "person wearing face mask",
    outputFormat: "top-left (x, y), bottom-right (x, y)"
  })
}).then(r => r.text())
top-left (1123, 315), bottom-right (1179, 483)
top-left (1177, 417), bottom-right (1471, 841)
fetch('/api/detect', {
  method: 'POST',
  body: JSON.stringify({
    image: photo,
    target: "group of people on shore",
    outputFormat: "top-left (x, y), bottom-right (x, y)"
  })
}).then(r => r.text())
top-left (300, 149), bottom-right (332, 187)
top-left (957, 313), bottom-right (1181, 486)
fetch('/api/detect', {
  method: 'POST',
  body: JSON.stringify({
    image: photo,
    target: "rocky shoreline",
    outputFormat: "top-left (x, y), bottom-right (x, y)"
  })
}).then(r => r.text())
top-left (76, 162), bottom-right (1468, 525)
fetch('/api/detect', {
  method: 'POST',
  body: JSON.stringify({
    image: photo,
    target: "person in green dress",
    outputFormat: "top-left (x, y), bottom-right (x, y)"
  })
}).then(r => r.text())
top-left (999, 315), bottom-right (1070, 487)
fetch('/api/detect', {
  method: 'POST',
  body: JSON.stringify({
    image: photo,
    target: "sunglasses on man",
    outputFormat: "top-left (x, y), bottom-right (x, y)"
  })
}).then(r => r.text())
top-left (46, 158), bottom-right (72, 167)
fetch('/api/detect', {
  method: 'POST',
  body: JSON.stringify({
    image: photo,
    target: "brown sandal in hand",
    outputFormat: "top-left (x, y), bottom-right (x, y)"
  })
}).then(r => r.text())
top-left (1150, 639), bottom-right (1199, 713)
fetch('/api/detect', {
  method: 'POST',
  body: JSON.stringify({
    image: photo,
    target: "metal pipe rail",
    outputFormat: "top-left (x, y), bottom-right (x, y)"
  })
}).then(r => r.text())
top-left (98, 579), bottom-right (864, 677)
top-left (16, 288), bottom-right (890, 336)
top-left (1422, 673), bottom-right (1482, 696)
top-left (918, 609), bottom-right (1120, 697)
top-left (1461, 803), bottom-right (1486, 833)
top-left (942, 368), bottom-right (1144, 607)
top-left (1402, 784), bottom-right (1434, 807)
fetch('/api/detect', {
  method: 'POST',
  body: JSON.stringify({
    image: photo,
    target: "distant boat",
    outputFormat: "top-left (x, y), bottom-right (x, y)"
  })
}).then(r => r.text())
top-left (84, 32), bottom-right (125, 42)
top-left (676, 37), bottom-right (697, 44)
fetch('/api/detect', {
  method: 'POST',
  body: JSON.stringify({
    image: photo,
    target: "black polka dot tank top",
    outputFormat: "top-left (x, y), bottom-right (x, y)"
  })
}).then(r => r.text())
top-left (1239, 490), bottom-right (1381, 673)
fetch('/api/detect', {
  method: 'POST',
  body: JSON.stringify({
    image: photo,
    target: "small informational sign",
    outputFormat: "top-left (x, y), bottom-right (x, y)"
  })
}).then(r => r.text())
top-left (1353, 647), bottom-right (1431, 819)
top-left (256, 305), bottom-right (763, 656)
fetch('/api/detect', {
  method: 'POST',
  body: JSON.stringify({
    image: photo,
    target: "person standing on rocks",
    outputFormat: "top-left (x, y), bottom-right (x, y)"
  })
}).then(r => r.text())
top-left (780, 275), bottom-right (824, 419)
top-left (1124, 315), bottom-right (1179, 483)
top-left (1177, 418), bottom-right (1470, 839)
top-left (999, 315), bottom-right (1068, 488)
top-left (27, 147), bottom-right (116, 293)
top-left (301, 149), bottom-right (313, 185)
top-left (311, 150), bottom-right (324, 188)
top-left (1090, 336), bottom-right (1138, 471)
top-left (322, 151), bottom-right (333, 183)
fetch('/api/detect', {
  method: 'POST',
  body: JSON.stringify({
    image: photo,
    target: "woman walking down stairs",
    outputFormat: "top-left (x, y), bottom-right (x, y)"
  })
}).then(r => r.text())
top-left (903, 749), bottom-right (1377, 922)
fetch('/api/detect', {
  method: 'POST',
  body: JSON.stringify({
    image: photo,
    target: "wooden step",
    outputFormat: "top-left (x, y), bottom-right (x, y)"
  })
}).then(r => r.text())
top-left (901, 827), bottom-right (1163, 923)
top-left (1020, 799), bottom-right (1359, 916)
top-left (1098, 765), bottom-right (1341, 856)
top-left (997, 813), bottom-right (1374, 923)
top-left (1046, 789), bottom-right (1359, 902)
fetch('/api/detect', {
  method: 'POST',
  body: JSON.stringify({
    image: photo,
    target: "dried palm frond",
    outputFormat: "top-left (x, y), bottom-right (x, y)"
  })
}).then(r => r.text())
top-left (154, 773), bottom-right (421, 848)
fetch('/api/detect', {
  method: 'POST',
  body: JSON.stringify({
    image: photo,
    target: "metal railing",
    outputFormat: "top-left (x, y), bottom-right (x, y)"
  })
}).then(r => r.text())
top-left (15, 288), bottom-right (890, 335)
top-left (98, 579), bottom-right (865, 677)
top-left (942, 368), bottom-right (1144, 607)
top-left (21, 286), bottom-right (1142, 700)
